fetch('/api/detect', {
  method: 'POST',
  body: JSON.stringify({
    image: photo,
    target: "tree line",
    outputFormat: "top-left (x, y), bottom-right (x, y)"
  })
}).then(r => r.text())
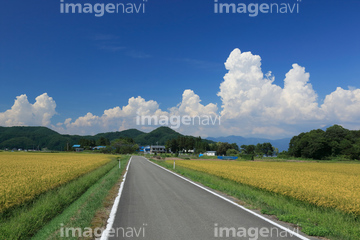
top-left (240, 142), bottom-right (278, 157)
top-left (286, 125), bottom-right (360, 160)
top-left (74, 136), bottom-right (138, 154)
top-left (77, 135), bottom-right (277, 157)
top-left (164, 136), bottom-right (277, 157)
top-left (76, 137), bottom-right (110, 150)
top-left (165, 136), bottom-right (239, 155)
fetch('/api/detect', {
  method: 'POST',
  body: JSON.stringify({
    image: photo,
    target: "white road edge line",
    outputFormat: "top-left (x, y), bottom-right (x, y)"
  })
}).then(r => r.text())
top-left (100, 156), bottom-right (132, 240)
top-left (146, 157), bottom-right (310, 240)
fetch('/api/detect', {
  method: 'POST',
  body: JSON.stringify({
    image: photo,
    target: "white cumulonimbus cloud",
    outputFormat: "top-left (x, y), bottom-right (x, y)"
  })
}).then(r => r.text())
top-left (217, 48), bottom-right (360, 137)
top-left (169, 89), bottom-right (218, 116)
top-left (218, 49), bottom-right (322, 122)
top-left (0, 93), bottom-right (56, 127)
top-left (1, 48), bottom-right (359, 138)
top-left (321, 87), bottom-right (360, 123)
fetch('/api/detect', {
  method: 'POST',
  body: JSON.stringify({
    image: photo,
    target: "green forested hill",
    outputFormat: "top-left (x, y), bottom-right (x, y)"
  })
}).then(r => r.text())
top-left (0, 126), bottom-right (71, 150)
top-left (0, 126), bottom-right (201, 150)
top-left (94, 129), bottom-right (144, 141)
top-left (134, 126), bottom-right (183, 145)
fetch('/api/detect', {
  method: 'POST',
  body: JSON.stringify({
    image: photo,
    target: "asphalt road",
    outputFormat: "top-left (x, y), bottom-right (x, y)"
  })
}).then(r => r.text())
top-left (109, 156), bottom-right (311, 240)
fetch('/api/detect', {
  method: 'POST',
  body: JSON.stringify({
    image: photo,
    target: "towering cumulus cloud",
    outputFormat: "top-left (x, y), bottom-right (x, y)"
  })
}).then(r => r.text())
top-left (169, 89), bottom-right (218, 117)
top-left (218, 48), bottom-right (320, 121)
top-left (217, 48), bottom-right (359, 137)
top-left (321, 87), bottom-right (360, 123)
top-left (218, 49), bottom-right (282, 119)
top-left (0, 93), bottom-right (56, 127)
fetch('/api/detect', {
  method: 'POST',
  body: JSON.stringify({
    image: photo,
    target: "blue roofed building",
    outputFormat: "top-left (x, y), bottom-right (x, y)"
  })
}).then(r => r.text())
top-left (72, 144), bottom-right (84, 152)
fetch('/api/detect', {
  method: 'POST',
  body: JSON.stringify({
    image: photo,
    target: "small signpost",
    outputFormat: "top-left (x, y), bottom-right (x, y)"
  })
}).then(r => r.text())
top-left (119, 158), bottom-right (121, 169)
top-left (173, 159), bottom-right (175, 169)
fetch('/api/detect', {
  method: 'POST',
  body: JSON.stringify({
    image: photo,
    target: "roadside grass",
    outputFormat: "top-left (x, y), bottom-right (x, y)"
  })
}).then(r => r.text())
top-left (0, 155), bottom-right (128, 240)
top-left (32, 155), bottom-right (130, 240)
top-left (152, 160), bottom-right (360, 240)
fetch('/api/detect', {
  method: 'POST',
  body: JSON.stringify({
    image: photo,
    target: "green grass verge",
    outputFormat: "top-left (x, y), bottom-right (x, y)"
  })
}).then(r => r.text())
top-left (0, 156), bottom-right (128, 240)
top-left (32, 155), bottom-right (130, 240)
top-left (152, 160), bottom-right (360, 240)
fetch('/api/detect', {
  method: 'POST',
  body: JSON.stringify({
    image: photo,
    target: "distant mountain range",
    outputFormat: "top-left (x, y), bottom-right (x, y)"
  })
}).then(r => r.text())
top-left (0, 126), bottom-right (290, 151)
top-left (206, 135), bottom-right (291, 152)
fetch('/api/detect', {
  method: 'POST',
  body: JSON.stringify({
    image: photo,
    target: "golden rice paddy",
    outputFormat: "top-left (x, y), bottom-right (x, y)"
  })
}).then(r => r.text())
top-left (0, 152), bottom-right (112, 212)
top-left (169, 160), bottom-right (360, 215)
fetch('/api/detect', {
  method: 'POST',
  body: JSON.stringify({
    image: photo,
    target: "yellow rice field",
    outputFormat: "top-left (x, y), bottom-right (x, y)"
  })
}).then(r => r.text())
top-left (0, 152), bottom-right (112, 212)
top-left (169, 160), bottom-right (360, 215)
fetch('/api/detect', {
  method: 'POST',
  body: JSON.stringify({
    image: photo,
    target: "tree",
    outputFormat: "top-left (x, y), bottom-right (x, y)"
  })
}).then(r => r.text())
top-left (217, 142), bottom-right (233, 155)
top-left (231, 143), bottom-right (240, 152)
top-left (325, 125), bottom-right (349, 141)
top-left (325, 125), bottom-right (350, 156)
top-left (285, 125), bottom-right (360, 160)
top-left (96, 137), bottom-right (110, 146)
top-left (185, 137), bottom-right (195, 151)
top-left (274, 147), bottom-right (279, 156)
top-left (226, 148), bottom-right (239, 156)
top-left (255, 142), bottom-right (274, 157)
top-left (307, 131), bottom-right (331, 160)
top-left (195, 137), bottom-right (209, 153)
top-left (111, 137), bottom-right (138, 154)
top-left (208, 143), bottom-right (217, 151)
top-left (255, 143), bottom-right (264, 158)
top-left (240, 145), bottom-right (255, 155)
top-left (289, 129), bottom-right (331, 159)
top-left (166, 138), bottom-right (178, 153)
top-left (288, 133), bottom-right (307, 157)
top-left (78, 138), bottom-right (95, 150)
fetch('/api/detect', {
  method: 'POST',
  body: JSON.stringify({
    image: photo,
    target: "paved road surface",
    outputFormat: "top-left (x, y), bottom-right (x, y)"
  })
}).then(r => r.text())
top-left (109, 156), bottom-right (311, 240)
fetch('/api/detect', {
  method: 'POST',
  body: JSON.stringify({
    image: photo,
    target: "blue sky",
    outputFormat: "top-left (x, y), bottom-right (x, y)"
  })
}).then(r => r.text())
top-left (0, 0), bottom-right (359, 139)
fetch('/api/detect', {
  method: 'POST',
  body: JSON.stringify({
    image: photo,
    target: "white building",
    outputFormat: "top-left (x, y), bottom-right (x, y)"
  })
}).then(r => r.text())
top-left (204, 151), bottom-right (217, 156)
top-left (150, 145), bottom-right (166, 154)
